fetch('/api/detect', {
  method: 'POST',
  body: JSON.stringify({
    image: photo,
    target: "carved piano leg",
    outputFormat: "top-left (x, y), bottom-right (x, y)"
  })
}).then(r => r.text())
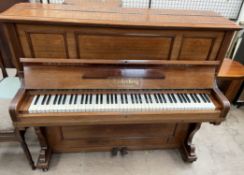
top-left (180, 123), bottom-right (201, 163)
top-left (16, 129), bottom-right (35, 170)
top-left (34, 127), bottom-right (52, 171)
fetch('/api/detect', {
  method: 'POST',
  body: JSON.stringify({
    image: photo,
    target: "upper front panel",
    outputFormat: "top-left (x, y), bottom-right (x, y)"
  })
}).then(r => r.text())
top-left (17, 24), bottom-right (224, 61)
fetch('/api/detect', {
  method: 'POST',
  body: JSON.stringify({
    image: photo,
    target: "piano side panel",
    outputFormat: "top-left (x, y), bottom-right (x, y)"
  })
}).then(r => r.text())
top-left (16, 24), bottom-right (224, 61)
top-left (45, 123), bottom-right (189, 152)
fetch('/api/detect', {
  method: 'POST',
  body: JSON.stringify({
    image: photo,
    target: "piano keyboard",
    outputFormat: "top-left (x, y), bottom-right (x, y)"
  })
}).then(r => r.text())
top-left (28, 92), bottom-right (215, 113)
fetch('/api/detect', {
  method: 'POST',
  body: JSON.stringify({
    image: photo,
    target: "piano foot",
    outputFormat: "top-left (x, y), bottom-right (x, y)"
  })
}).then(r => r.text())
top-left (180, 123), bottom-right (201, 163)
top-left (35, 127), bottom-right (52, 171)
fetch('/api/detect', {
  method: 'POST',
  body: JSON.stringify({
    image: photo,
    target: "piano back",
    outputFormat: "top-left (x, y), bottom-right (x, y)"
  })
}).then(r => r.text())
top-left (22, 58), bottom-right (217, 90)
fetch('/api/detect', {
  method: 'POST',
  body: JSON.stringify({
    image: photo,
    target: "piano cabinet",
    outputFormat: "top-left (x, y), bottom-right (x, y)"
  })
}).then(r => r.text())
top-left (1, 3), bottom-right (239, 170)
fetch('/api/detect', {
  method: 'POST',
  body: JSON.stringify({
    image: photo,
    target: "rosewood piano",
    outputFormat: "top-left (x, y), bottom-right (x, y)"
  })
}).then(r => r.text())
top-left (0, 3), bottom-right (240, 171)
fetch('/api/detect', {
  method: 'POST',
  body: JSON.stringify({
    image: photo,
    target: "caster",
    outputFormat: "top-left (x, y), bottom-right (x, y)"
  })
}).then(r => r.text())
top-left (111, 147), bottom-right (119, 157)
top-left (120, 147), bottom-right (128, 156)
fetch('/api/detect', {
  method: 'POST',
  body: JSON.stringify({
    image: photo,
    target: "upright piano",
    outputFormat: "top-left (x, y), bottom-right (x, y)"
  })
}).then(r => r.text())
top-left (0, 3), bottom-right (240, 171)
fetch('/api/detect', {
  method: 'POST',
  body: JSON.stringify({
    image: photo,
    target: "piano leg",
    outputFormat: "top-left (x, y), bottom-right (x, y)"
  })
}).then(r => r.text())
top-left (34, 127), bottom-right (52, 171)
top-left (180, 123), bottom-right (201, 163)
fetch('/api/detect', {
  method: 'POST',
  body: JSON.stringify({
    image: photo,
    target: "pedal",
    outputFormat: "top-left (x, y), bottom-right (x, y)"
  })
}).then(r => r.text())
top-left (120, 147), bottom-right (128, 156)
top-left (111, 147), bottom-right (119, 157)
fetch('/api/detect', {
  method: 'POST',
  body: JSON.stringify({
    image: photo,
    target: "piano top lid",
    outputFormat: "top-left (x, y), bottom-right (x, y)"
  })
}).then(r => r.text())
top-left (0, 3), bottom-right (240, 30)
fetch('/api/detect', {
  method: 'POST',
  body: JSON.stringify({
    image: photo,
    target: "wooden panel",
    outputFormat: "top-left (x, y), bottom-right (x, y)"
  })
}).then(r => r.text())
top-left (76, 33), bottom-right (173, 60)
top-left (178, 32), bottom-right (224, 60)
top-left (22, 59), bottom-right (216, 89)
top-left (180, 37), bottom-right (213, 60)
top-left (45, 123), bottom-right (189, 152)
top-left (27, 33), bottom-right (68, 58)
top-left (61, 124), bottom-right (175, 139)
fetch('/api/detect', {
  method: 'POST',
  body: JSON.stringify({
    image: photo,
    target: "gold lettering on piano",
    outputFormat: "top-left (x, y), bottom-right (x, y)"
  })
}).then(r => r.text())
top-left (110, 79), bottom-right (141, 88)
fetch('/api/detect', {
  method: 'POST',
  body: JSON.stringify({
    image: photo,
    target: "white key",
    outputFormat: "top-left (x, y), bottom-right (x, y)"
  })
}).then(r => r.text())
top-left (80, 94), bottom-right (86, 112)
top-left (29, 95), bottom-right (37, 113)
top-left (196, 94), bottom-right (206, 110)
top-left (46, 95), bottom-right (55, 112)
top-left (174, 94), bottom-right (183, 110)
top-left (159, 94), bottom-right (166, 110)
top-left (36, 95), bottom-right (44, 113)
top-left (185, 94), bottom-right (193, 110)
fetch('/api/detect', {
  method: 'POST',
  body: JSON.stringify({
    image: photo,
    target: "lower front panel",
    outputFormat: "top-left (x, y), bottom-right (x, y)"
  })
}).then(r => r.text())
top-left (45, 123), bottom-right (189, 153)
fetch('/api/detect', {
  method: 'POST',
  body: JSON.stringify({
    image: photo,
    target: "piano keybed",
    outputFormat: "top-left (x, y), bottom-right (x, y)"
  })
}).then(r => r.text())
top-left (26, 90), bottom-right (217, 113)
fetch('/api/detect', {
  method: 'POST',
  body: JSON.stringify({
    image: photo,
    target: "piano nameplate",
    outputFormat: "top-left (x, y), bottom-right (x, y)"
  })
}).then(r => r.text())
top-left (110, 79), bottom-right (141, 89)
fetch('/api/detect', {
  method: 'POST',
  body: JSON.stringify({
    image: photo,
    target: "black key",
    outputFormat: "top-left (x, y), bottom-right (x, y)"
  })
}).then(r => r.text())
top-left (41, 95), bottom-right (47, 105)
top-left (134, 94), bottom-right (139, 104)
top-left (154, 94), bottom-right (159, 103)
top-left (74, 94), bottom-right (78, 104)
top-left (86, 94), bottom-right (89, 104)
top-left (138, 94), bottom-right (142, 104)
top-left (148, 94), bottom-right (153, 103)
top-left (96, 94), bottom-right (99, 104)
top-left (34, 95), bottom-right (40, 105)
top-left (190, 94), bottom-right (197, 103)
top-left (85, 94), bottom-right (89, 104)
top-left (69, 94), bottom-right (73, 104)
top-left (173, 94), bottom-right (179, 103)
top-left (144, 94), bottom-right (149, 103)
top-left (125, 94), bottom-right (128, 104)
top-left (186, 94), bottom-right (193, 103)
top-left (121, 94), bottom-right (124, 104)
top-left (134, 94), bottom-right (137, 103)
top-left (45, 95), bottom-right (51, 105)
top-left (203, 94), bottom-right (211, 103)
top-left (171, 94), bottom-right (177, 103)
top-left (62, 95), bottom-right (66, 105)
top-left (100, 94), bottom-right (103, 104)
top-left (167, 94), bottom-right (173, 103)
top-left (161, 94), bottom-right (166, 103)
top-left (177, 94), bottom-right (183, 103)
top-left (131, 94), bottom-right (134, 104)
top-left (180, 94), bottom-right (187, 103)
top-left (107, 94), bottom-right (110, 104)
top-left (111, 94), bottom-right (114, 104)
top-left (194, 94), bottom-right (201, 103)
top-left (89, 94), bottom-right (92, 104)
top-left (200, 94), bottom-right (207, 103)
top-left (157, 94), bottom-right (162, 103)
top-left (53, 95), bottom-right (58, 105)
top-left (80, 94), bottom-right (84, 104)
top-left (58, 95), bottom-right (63, 105)
top-left (183, 94), bottom-right (190, 103)
top-left (115, 94), bottom-right (118, 104)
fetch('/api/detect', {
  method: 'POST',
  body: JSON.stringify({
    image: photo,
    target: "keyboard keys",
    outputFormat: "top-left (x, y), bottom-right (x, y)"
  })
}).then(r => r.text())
top-left (29, 91), bottom-right (215, 113)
